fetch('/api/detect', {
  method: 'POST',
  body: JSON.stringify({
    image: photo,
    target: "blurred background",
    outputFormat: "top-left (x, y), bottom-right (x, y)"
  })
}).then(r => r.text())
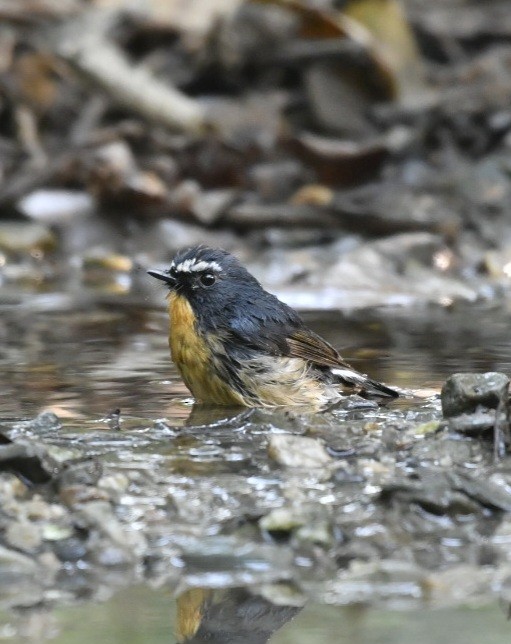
top-left (3, 1), bottom-right (511, 643)
top-left (1, 0), bottom-right (511, 309)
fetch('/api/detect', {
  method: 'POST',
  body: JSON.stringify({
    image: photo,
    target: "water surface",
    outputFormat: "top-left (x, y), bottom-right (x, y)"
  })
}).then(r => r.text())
top-left (2, 297), bottom-right (511, 643)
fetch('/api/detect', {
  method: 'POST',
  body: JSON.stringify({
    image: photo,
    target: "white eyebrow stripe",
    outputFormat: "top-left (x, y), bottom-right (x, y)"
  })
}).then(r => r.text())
top-left (173, 259), bottom-right (222, 273)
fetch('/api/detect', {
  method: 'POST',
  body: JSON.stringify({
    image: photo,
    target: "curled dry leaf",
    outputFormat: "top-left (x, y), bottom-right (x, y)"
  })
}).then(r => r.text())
top-left (253, 0), bottom-right (426, 103)
top-left (290, 131), bottom-right (388, 186)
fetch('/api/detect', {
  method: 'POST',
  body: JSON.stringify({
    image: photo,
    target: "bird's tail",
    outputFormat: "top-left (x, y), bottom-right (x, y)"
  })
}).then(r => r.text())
top-left (331, 368), bottom-right (398, 398)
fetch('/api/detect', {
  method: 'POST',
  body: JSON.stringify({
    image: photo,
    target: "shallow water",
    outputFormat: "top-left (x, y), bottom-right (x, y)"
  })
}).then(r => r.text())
top-left (2, 298), bottom-right (511, 422)
top-left (1, 585), bottom-right (510, 643)
top-left (2, 297), bottom-right (511, 642)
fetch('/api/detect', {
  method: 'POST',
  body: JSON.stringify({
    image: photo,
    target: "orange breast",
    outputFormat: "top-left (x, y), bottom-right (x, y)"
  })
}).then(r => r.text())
top-left (167, 292), bottom-right (244, 405)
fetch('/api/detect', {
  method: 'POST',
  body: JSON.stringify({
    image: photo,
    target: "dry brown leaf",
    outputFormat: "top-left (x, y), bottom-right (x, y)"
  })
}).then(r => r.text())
top-left (253, 0), bottom-right (426, 103)
top-left (290, 184), bottom-right (333, 206)
top-left (345, 0), bottom-right (426, 103)
top-left (291, 132), bottom-right (388, 186)
top-left (14, 52), bottom-right (58, 110)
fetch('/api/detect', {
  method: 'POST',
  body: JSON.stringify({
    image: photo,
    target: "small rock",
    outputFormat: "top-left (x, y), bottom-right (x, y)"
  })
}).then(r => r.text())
top-left (41, 524), bottom-right (74, 542)
top-left (45, 445), bottom-right (83, 463)
top-left (413, 420), bottom-right (442, 435)
top-left (0, 544), bottom-right (39, 576)
top-left (58, 458), bottom-right (103, 488)
top-left (334, 395), bottom-right (379, 412)
top-left (449, 470), bottom-right (511, 512)
top-left (0, 222), bottom-right (56, 254)
top-left (24, 496), bottom-right (54, 521)
top-left (36, 551), bottom-right (60, 577)
top-left (5, 521), bottom-right (42, 553)
top-left (260, 508), bottom-right (307, 532)
top-left (77, 501), bottom-right (147, 558)
top-left (441, 372), bottom-right (510, 418)
top-left (18, 189), bottom-right (94, 223)
top-left (93, 545), bottom-right (133, 567)
top-left (249, 160), bottom-right (306, 201)
top-left (268, 435), bottom-right (332, 469)
top-left (97, 473), bottom-right (129, 495)
top-left (190, 188), bottom-right (236, 225)
top-left (82, 252), bottom-right (133, 272)
top-left (295, 522), bottom-right (332, 546)
top-left (25, 411), bottom-right (61, 434)
top-left (290, 184), bottom-right (334, 207)
top-left (52, 537), bottom-right (87, 562)
top-left (0, 442), bottom-right (57, 484)
top-left (0, 475), bottom-right (28, 500)
top-left (446, 409), bottom-right (496, 435)
top-left (258, 582), bottom-right (307, 608)
top-left (59, 485), bottom-right (110, 507)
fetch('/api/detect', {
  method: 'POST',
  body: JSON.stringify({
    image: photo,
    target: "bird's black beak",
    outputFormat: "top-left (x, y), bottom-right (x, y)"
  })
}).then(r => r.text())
top-left (147, 269), bottom-right (176, 287)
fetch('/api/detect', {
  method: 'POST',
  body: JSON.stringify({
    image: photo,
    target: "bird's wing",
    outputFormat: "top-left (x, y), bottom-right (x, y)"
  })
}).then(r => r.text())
top-left (229, 317), bottom-right (397, 397)
top-left (226, 294), bottom-right (397, 398)
top-left (229, 310), bottom-right (353, 371)
top-left (287, 328), bottom-right (398, 397)
top-left (285, 328), bottom-right (352, 369)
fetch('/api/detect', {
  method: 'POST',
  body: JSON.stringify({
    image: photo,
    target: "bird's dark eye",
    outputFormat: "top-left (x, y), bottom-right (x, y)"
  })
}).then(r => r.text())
top-left (200, 273), bottom-right (216, 287)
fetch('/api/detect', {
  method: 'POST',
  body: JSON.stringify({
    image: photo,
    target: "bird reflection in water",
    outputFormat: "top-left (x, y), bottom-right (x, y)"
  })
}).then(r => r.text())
top-left (175, 587), bottom-right (301, 644)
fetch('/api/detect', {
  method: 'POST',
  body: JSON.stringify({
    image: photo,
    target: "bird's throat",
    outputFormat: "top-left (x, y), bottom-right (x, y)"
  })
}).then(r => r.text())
top-left (167, 292), bottom-right (244, 405)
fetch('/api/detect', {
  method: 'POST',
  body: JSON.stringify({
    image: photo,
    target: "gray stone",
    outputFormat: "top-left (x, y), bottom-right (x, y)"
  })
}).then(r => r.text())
top-left (441, 372), bottom-right (510, 418)
top-left (0, 222), bottom-right (56, 254)
top-left (5, 521), bottom-right (42, 554)
top-left (268, 435), bottom-right (332, 469)
top-left (0, 442), bottom-right (58, 484)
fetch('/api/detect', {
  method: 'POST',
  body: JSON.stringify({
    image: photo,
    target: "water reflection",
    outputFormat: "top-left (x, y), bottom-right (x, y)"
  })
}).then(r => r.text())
top-left (2, 585), bottom-right (511, 644)
top-left (176, 588), bottom-right (300, 643)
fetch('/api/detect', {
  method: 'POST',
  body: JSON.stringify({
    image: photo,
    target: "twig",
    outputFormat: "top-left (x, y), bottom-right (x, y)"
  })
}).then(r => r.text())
top-left (49, 9), bottom-right (205, 134)
top-left (14, 104), bottom-right (47, 165)
top-left (223, 203), bottom-right (338, 228)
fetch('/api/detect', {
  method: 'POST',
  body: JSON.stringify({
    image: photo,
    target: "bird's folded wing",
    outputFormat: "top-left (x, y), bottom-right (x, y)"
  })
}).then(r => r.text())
top-left (285, 329), bottom-right (353, 370)
top-left (287, 328), bottom-right (398, 397)
top-left (229, 316), bottom-right (353, 370)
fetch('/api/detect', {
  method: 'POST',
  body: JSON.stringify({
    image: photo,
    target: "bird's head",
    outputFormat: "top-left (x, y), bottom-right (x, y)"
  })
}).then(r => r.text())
top-left (148, 246), bottom-right (262, 321)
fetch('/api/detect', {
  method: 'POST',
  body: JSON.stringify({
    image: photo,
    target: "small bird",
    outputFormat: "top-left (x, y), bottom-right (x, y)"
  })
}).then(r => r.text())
top-left (148, 246), bottom-right (398, 408)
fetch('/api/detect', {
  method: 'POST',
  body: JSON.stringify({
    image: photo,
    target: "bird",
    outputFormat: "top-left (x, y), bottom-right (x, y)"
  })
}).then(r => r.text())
top-left (148, 246), bottom-right (398, 408)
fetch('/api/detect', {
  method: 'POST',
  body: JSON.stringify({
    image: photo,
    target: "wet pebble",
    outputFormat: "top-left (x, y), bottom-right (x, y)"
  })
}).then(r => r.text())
top-left (59, 485), bottom-right (111, 507)
top-left (93, 545), bottom-right (134, 568)
top-left (0, 222), bottom-right (56, 254)
top-left (0, 544), bottom-right (39, 577)
top-left (449, 470), bottom-right (511, 512)
top-left (4, 521), bottom-right (42, 553)
top-left (446, 409), bottom-right (496, 435)
top-left (18, 189), bottom-right (94, 222)
top-left (58, 458), bottom-right (103, 487)
top-left (333, 395), bottom-right (379, 412)
top-left (0, 474), bottom-right (28, 500)
top-left (97, 473), bottom-right (130, 495)
top-left (441, 372), bottom-right (509, 418)
top-left (77, 501), bottom-right (147, 559)
top-left (412, 420), bottom-right (442, 435)
top-left (24, 411), bottom-right (61, 434)
top-left (268, 435), bottom-right (333, 469)
top-left (295, 522), bottom-right (333, 546)
top-left (51, 537), bottom-right (87, 562)
top-left (41, 523), bottom-right (74, 542)
top-left (0, 441), bottom-right (57, 484)
top-left (25, 497), bottom-right (63, 521)
top-left (260, 508), bottom-right (308, 532)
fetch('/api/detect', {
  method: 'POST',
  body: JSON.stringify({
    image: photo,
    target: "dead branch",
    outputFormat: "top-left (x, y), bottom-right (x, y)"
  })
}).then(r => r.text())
top-left (48, 9), bottom-right (205, 135)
